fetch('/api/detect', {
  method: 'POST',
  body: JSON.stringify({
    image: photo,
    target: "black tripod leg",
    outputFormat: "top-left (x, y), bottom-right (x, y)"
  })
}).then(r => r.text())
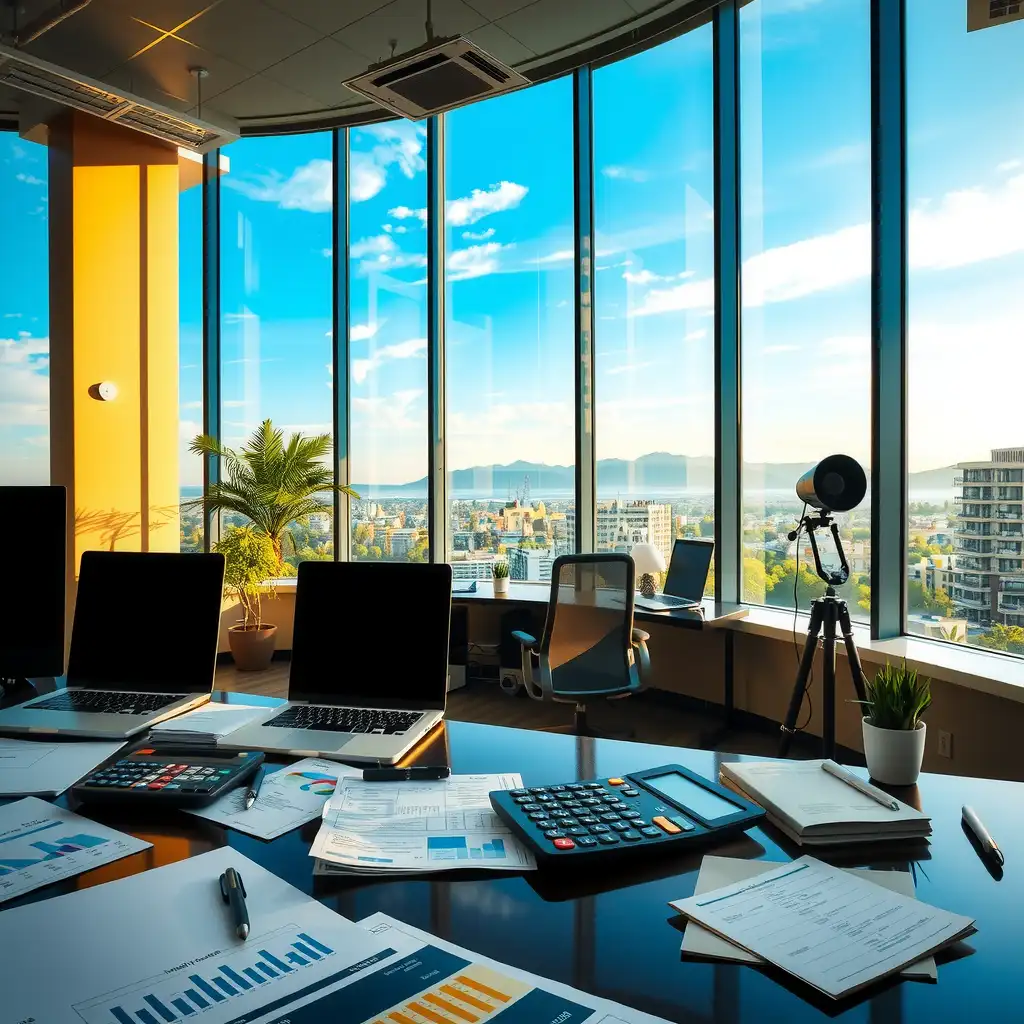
top-left (837, 602), bottom-right (868, 704)
top-left (820, 602), bottom-right (838, 760)
top-left (779, 602), bottom-right (824, 757)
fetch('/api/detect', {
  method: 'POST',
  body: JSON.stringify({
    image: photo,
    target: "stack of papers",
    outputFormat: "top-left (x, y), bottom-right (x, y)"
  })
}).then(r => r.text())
top-left (0, 738), bottom-right (124, 797)
top-left (311, 773), bottom-right (536, 875)
top-left (719, 758), bottom-right (932, 845)
top-left (148, 703), bottom-right (270, 746)
top-left (670, 854), bottom-right (974, 1000)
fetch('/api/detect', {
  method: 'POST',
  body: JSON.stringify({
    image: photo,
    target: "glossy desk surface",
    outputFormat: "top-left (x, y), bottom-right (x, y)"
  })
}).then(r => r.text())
top-left (1, 702), bottom-right (1018, 1023)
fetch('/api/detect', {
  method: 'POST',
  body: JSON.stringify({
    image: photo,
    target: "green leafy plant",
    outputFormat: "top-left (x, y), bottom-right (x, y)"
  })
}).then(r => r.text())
top-left (492, 560), bottom-right (510, 580)
top-left (189, 419), bottom-right (358, 569)
top-left (216, 526), bottom-right (280, 631)
top-left (854, 662), bottom-right (932, 731)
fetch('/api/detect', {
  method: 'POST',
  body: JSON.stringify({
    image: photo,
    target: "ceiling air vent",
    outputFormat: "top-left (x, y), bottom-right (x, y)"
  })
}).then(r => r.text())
top-left (343, 36), bottom-right (529, 120)
top-left (968, 0), bottom-right (1024, 31)
top-left (0, 42), bottom-right (237, 152)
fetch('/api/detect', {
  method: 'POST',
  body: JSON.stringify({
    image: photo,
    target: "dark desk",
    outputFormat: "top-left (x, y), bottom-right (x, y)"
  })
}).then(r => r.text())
top-left (2, 706), bottom-right (1018, 1023)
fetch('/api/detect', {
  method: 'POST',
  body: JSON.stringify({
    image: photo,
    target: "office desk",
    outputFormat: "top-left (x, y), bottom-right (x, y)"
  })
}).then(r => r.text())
top-left (2, 708), bottom-right (1017, 1023)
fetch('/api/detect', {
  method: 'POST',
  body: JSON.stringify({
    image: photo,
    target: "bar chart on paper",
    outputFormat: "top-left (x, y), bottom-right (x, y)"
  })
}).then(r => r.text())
top-left (427, 837), bottom-right (508, 861)
top-left (74, 927), bottom-right (351, 1024)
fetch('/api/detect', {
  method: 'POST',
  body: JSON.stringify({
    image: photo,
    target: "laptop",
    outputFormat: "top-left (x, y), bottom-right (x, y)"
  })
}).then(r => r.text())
top-left (223, 560), bottom-right (453, 765)
top-left (634, 538), bottom-right (714, 612)
top-left (0, 550), bottom-right (225, 739)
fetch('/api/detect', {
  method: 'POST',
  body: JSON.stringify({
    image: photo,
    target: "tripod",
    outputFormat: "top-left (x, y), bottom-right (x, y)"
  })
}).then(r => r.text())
top-left (778, 510), bottom-right (868, 759)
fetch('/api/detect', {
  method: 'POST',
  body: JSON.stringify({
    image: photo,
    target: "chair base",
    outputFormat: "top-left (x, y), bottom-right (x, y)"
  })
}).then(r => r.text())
top-left (536, 703), bottom-right (636, 740)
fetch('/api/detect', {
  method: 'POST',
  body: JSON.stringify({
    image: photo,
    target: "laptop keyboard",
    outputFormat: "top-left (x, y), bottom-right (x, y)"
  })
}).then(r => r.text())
top-left (264, 705), bottom-right (423, 736)
top-left (27, 691), bottom-right (183, 715)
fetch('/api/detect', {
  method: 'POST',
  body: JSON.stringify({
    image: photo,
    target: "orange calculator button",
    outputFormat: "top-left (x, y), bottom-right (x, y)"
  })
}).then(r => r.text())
top-left (607, 778), bottom-right (625, 786)
top-left (653, 815), bottom-right (682, 834)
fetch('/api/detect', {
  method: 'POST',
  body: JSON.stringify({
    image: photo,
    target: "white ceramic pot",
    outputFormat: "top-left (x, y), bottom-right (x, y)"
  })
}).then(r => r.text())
top-left (862, 717), bottom-right (926, 786)
top-left (493, 576), bottom-right (509, 595)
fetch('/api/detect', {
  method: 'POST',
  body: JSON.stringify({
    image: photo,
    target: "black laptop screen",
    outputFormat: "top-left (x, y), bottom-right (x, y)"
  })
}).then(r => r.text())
top-left (663, 539), bottom-right (714, 601)
top-left (67, 551), bottom-right (225, 692)
top-left (289, 561), bottom-right (453, 709)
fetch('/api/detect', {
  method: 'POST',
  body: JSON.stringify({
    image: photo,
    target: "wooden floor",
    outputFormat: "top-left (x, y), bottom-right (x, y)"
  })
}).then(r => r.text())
top-left (214, 659), bottom-right (803, 757)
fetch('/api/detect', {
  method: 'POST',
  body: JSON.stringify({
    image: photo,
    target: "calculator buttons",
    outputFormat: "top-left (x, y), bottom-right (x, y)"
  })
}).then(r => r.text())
top-left (564, 803), bottom-right (584, 813)
top-left (576, 837), bottom-right (598, 847)
top-left (583, 783), bottom-right (603, 790)
top-left (607, 778), bottom-right (625, 786)
top-left (522, 803), bottom-right (542, 812)
top-left (529, 787), bottom-right (548, 793)
top-left (609, 802), bottom-right (628, 811)
top-left (533, 819), bottom-right (553, 830)
top-left (549, 786), bottom-right (567, 792)
top-left (527, 812), bottom-right (548, 821)
top-left (597, 834), bottom-right (619, 845)
top-left (670, 816), bottom-right (696, 832)
top-left (566, 783), bottom-right (585, 791)
top-left (579, 816), bottom-right (599, 825)
top-left (510, 789), bottom-right (528, 797)
top-left (513, 796), bottom-right (532, 804)
top-left (622, 789), bottom-right (640, 797)
top-left (580, 798), bottom-right (601, 807)
top-left (611, 821), bottom-right (631, 832)
top-left (567, 827), bottom-right (589, 837)
top-left (543, 829), bottom-right (566, 839)
top-left (621, 810), bottom-right (641, 819)
top-left (589, 824), bottom-right (610, 834)
top-left (599, 812), bottom-right (621, 822)
top-left (147, 782), bottom-right (166, 790)
top-left (553, 838), bottom-right (575, 850)
top-left (652, 816), bottom-right (682, 834)
top-left (621, 830), bottom-right (643, 842)
top-left (555, 792), bottom-right (574, 801)
top-left (551, 809), bottom-right (573, 819)
top-left (640, 827), bottom-right (661, 838)
top-left (600, 794), bottom-right (619, 803)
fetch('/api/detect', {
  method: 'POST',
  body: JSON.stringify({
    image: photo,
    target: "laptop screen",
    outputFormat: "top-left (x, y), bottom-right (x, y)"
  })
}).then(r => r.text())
top-left (663, 539), bottom-right (715, 601)
top-left (68, 551), bottom-right (225, 692)
top-left (289, 561), bottom-right (452, 710)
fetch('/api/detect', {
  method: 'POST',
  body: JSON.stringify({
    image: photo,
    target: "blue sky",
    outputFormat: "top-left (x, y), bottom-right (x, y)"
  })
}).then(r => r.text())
top-left (2, 0), bottom-right (1023, 490)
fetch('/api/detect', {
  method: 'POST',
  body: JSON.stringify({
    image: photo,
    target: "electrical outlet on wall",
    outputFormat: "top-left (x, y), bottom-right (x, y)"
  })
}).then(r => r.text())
top-left (937, 730), bottom-right (953, 759)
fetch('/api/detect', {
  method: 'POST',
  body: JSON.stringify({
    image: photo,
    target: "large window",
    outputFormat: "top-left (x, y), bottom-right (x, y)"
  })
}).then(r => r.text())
top-left (593, 24), bottom-right (716, 593)
top-left (348, 123), bottom-right (430, 563)
top-left (739, 0), bottom-right (872, 616)
top-left (220, 133), bottom-right (334, 564)
top-left (0, 134), bottom-right (49, 484)
top-left (179, 173), bottom-right (204, 552)
top-left (444, 79), bottom-right (576, 582)
top-left (906, 2), bottom-right (1024, 652)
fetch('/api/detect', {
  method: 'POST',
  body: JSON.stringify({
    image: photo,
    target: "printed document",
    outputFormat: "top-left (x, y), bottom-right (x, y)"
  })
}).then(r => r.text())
top-left (312, 773), bottom-right (536, 873)
top-left (0, 737), bottom-right (123, 796)
top-left (671, 855), bottom-right (973, 998)
top-left (680, 856), bottom-right (936, 981)
top-left (187, 758), bottom-right (360, 840)
top-left (150, 703), bottom-right (271, 744)
top-left (0, 796), bottom-right (150, 904)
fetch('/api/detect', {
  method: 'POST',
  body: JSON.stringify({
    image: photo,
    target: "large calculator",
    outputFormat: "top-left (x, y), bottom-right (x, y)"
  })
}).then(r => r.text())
top-left (490, 764), bottom-right (765, 863)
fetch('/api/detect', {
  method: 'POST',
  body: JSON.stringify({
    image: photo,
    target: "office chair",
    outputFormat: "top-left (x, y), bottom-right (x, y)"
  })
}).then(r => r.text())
top-left (511, 553), bottom-right (650, 736)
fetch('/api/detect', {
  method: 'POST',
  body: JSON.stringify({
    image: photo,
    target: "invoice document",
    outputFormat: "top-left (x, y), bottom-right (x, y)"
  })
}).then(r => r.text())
top-left (670, 854), bottom-right (974, 999)
top-left (0, 737), bottom-right (123, 796)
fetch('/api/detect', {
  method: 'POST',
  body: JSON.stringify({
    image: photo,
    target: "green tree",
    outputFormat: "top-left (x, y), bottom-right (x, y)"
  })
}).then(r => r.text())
top-left (977, 623), bottom-right (1024, 655)
top-left (700, 515), bottom-right (715, 538)
top-left (743, 557), bottom-right (767, 603)
top-left (215, 525), bottom-right (279, 629)
top-left (353, 543), bottom-right (369, 559)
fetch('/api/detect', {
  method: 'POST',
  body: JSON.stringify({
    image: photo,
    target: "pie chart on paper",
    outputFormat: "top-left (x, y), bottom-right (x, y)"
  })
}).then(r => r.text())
top-left (284, 771), bottom-right (338, 796)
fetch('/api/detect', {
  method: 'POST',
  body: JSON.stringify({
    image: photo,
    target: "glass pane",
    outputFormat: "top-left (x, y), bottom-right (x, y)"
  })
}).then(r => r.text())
top-left (593, 25), bottom-right (716, 595)
top-left (179, 181), bottom-right (203, 552)
top-left (219, 134), bottom-right (334, 568)
top-left (445, 78), bottom-right (575, 583)
top-left (906, 2), bottom-right (1024, 653)
top-left (348, 122), bottom-right (429, 563)
top-left (740, 0), bottom-right (872, 616)
top-left (0, 134), bottom-right (49, 483)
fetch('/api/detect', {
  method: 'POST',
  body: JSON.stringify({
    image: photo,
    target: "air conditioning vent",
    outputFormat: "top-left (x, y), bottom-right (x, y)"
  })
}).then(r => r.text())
top-left (968, 0), bottom-right (1024, 30)
top-left (0, 42), bottom-right (236, 151)
top-left (343, 36), bottom-right (529, 120)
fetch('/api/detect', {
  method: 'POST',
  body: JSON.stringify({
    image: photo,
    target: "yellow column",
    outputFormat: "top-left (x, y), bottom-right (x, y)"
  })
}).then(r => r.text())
top-left (47, 111), bottom-right (181, 574)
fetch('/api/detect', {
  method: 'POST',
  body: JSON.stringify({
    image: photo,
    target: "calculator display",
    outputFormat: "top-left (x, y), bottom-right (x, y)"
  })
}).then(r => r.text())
top-left (642, 771), bottom-right (742, 821)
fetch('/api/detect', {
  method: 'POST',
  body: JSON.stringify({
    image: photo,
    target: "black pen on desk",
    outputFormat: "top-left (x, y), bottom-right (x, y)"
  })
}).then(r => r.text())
top-left (244, 766), bottom-right (265, 810)
top-left (219, 867), bottom-right (250, 940)
top-left (962, 805), bottom-right (1004, 866)
top-left (363, 766), bottom-right (451, 781)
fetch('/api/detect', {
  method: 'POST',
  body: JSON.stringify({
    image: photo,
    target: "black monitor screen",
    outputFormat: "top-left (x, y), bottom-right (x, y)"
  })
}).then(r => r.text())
top-left (68, 551), bottom-right (225, 692)
top-left (290, 561), bottom-right (452, 709)
top-left (664, 539), bottom-right (714, 601)
top-left (1, 486), bottom-right (67, 678)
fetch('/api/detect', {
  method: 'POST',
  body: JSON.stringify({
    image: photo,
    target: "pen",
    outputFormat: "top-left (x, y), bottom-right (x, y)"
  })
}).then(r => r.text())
top-left (244, 766), bottom-right (265, 810)
top-left (362, 766), bottom-right (451, 782)
top-left (219, 867), bottom-right (250, 940)
top-left (962, 805), bottom-right (1004, 866)
top-left (822, 759), bottom-right (900, 811)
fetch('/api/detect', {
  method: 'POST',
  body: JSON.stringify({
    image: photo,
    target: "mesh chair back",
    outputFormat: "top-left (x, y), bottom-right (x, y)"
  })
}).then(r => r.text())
top-left (540, 554), bottom-right (637, 698)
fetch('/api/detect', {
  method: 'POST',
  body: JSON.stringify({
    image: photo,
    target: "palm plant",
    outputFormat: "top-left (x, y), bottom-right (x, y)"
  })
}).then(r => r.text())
top-left (189, 420), bottom-right (358, 568)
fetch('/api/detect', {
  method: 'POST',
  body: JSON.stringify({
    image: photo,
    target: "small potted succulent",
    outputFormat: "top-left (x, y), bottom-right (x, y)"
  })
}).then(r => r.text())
top-left (217, 525), bottom-right (281, 672)
top-left (492, 559), bottom-right (510, 595)
top-left (856, 662), bottom-right (932, 786)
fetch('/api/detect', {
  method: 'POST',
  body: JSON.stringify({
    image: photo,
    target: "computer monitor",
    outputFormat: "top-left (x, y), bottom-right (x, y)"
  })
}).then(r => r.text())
top-left (664, 539), bottom-right (715, 602)
top-left (67, 551), bottom-right (225, 691)
top-left (290, 560), bottom-right (452, 708)
top-left (1, 485), bottom-right (67, 680)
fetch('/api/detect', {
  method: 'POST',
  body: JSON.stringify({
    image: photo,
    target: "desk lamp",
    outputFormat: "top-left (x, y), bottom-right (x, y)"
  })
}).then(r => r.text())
top-left (630, 543), bottom-right (666, 598)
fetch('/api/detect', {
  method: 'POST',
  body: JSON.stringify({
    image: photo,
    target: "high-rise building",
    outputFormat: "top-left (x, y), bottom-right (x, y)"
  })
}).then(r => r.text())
top-left (508, 546), bottom-right (555, 582)
top-left (953, 448), bottom-right (1024, 626)
top-left (596, 500), bottom-right (673, 565)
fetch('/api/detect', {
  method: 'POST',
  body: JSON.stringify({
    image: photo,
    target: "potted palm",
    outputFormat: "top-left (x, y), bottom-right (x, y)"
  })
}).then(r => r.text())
top-left (856, 662), bottom-right (932, 786)
top-left (217, 526), bottom-right (281, 671)
top-left (492, 559), bottom-right (510, 595)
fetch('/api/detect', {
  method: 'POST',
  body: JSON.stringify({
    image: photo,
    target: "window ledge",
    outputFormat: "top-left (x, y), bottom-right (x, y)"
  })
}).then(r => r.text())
top-left (728, 605), bottom-right (1024, 705)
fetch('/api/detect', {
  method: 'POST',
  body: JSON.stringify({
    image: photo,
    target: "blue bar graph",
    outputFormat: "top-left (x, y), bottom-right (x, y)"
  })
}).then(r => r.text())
top-left (170, 999), bottom-right (195, 1017)
top-left (287, 952), bottom-right (308, 966)
top-left (110, 1009), bottom-right (135, 1024)
top-left (243, 968), bottom-right (266, 985)
top-left (183, 990), bottom-right (208, 1010)
top-left (137, 1011), bottom-right (160, 1024)
top-left (188, 975), bottom-right (225, 1004)
top-left (298, 933), bottom-right (334, 955)
top-left (213, 978), bottom-right (237, 997)
top-left (219, 966), bottom-right (253, 991)
top-left (259, 949), bottom-right (293, 973)
top-left (255, 963), bottom-right (278, 979)
top-left (142, 996), bottom-right (177, 1023)
top-left (293, 943), bottom-right (321, 960)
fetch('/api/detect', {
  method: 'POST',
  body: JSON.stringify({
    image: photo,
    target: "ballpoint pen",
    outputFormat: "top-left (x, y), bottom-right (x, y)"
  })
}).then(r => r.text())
top-left (244, 767), bottom-right (265, 810)
top-left (822, 760), bottom-right (900, 810)
top-left (962, 805), bottom-right (1004, 866)
top-left (219, 867), bottom-right (250, 940)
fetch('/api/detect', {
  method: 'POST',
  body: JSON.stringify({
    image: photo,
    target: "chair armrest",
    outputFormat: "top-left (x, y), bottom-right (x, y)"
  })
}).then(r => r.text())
top-left (631, 628), bottom-right (650, 644)
top-left (511, 630), bottom-right (538, 649)
top-left (630, 628), bottom-right (651, 686)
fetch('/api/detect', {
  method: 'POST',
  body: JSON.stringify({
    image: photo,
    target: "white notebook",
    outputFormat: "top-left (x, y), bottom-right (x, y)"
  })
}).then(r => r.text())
top-left (719, 758), bottom-right (931, 845)
top-left (149, 703), bottom-right (270, 744)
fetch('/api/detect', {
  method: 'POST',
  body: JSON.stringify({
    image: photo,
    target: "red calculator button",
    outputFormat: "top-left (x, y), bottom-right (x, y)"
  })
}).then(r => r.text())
top-left (147, 782), bottom-right (166, 790)
top-left (607, 778), bottom-right (625, 786)
top-left (553, 838), bottom-right (575, 850)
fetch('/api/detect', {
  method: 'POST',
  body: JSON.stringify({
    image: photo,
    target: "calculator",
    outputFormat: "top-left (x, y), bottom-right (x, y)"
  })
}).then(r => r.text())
top-left (71, 747), bottom-right (265, 808)
top-left (489, 764), bottom-right (765, 863)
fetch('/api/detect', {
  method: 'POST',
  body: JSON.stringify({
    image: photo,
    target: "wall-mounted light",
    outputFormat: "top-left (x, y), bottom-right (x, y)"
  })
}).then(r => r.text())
top-left (88, 382), bottom-right (118, 401)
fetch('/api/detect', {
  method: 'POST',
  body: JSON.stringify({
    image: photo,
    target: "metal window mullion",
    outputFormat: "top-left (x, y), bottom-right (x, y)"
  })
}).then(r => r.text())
top-left (427, 115), bottom-right (447, 563)
top-left (870, 0), bottom-right (908, 639)
top-left (713, 1), bottom-right (742, 604)
top-left (574, 66), bottom-right (596, 554)
top-left (201, 149), bottom-right (222, 552)
top-left (332, 128), bottom-right (352, 562)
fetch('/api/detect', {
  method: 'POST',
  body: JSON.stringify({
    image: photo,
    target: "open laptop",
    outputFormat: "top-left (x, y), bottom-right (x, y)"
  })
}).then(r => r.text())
top-left (223, 560), bottom-right (453, 765)
top-left (0, 550), bottom-right (225, 739)
top-left (634, 538), bottom-right (714, 612)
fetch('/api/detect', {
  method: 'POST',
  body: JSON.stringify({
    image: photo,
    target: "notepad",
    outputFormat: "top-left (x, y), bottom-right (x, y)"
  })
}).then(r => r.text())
top-left (149, 703), bottom-right (271, 745)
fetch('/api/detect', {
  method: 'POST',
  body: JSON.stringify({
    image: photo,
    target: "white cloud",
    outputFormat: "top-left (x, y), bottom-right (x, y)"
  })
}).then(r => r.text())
top-left (349, 235), bottom-right (427, 274)
top-left (224, 310), bottom-right (258, 323)
top-left (352, 337), bottom-right (427, 384)
top-left (448, 401), bottom-right (574, 469)
top-left (462, 228), bottom-right (495, 241)
top-left (684, 329), bottom-right (707, 343)
top-left (602, 165), bottom-right (649, 183)
top-left (534, 249), bottom-right (574, 265)
top-left (350, 234), bottom-right (395, 259)
top-left (760, 344), bottom-right (800, 355)
top-left (350, 154), bottom-right (385, 202)
top-left (228, 158), bottom-right (332, 212)
top-left (2, 313), bottom-right (21, 318)
top-left (389, 205), bottom-right (427, 223)
top-left (604, 360), bottom-right (656, 376)
top-left (447, 181), bottom-right (527, 226)
top-left (0, 336), bottom-right (49, 427)
top-left (351, 322), bottom-right (379, 342)
top-left (447, 242), bottom-right (511, 281)
top-left (623, 268), bottom-right (694, 286)
top-left (808, 143), bottom-right (869, 171)
top-left (15, 172), bottom-right (44, 185)
top-left (997, 159), bottom-right (1023, 173)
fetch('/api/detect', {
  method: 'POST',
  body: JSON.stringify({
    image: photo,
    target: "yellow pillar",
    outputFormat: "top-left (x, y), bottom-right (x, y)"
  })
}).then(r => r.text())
top-left (47, 111), bottom-right (181, 573)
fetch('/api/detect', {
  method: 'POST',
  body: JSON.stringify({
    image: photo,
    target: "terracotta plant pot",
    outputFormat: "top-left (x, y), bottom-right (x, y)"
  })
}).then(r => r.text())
top-left (228, 623), bottom-right (278, 672)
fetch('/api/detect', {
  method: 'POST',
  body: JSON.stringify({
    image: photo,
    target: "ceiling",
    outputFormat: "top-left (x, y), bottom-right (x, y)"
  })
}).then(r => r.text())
top-left (0, 0), bottom-right (714, 135)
